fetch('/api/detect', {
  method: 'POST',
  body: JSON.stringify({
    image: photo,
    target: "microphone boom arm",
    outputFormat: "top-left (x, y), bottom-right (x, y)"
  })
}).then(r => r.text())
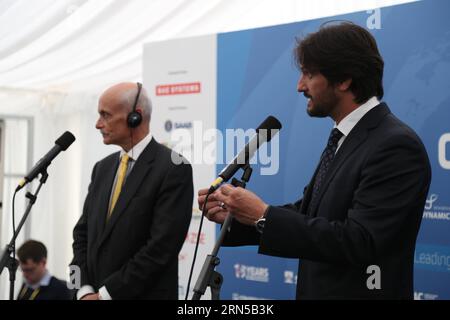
top-left (0, 170), bottom-right (49, 300)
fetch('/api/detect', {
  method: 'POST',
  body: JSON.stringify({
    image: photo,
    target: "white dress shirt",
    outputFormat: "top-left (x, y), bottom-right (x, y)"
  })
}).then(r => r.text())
top-left (335, 96), bottom-right (380, 153)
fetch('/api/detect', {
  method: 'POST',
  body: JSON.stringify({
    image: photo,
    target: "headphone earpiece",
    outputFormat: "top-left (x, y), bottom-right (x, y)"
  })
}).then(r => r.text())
top-left (127, 111), bottom-right (142, 128)
top-left (127, 82), bottom-right (143, 128)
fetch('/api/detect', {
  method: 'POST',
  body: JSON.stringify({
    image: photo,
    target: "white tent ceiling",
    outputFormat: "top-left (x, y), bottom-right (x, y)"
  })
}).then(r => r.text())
top-left (0, 0), bottom-right (415, 94)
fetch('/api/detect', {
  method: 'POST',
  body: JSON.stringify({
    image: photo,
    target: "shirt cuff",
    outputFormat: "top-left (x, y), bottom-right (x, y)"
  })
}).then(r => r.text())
top-left (77, 285), bottom-right (95, 300)
top-left (99, 286), bottom-right (112, 300)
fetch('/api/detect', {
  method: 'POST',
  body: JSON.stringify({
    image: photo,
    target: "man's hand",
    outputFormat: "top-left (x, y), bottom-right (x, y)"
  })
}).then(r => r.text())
top-left (81, 293), bottom-right (100, 300)
top-left (213, 184), bottom-right (268, 226)
top-left (198, 188), bottom-right (229, 224)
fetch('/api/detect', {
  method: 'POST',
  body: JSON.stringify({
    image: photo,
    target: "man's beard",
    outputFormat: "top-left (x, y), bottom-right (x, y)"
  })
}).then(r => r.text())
top-left (306, 89), bottom-right (338, 118)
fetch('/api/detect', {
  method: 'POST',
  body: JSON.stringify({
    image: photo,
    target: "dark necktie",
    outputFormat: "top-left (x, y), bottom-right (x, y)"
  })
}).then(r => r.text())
top-left (18, 285), bottom-right (40, 300)
top-left (308, 128), bottom-right (343, 214)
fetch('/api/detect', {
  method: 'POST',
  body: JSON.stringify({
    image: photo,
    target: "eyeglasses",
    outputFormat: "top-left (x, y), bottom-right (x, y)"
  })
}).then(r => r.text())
top-left (20, 263), bottom-right (40, 274)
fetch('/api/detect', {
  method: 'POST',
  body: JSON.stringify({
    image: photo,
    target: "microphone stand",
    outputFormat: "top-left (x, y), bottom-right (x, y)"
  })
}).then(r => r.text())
top-left (0, 170), bottom-right (49, 300)
top-left (192, 165), bottom-right (253, 300)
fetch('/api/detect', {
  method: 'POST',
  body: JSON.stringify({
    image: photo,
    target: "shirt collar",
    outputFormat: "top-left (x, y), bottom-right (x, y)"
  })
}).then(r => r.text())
top-left (335, 96), bottom-right (380, 137)
top-left (120, 133), bottom-right (153, 161)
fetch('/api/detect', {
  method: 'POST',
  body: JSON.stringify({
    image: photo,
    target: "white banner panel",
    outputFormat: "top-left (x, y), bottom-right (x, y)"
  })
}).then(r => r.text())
top-left (143, 35), bottom-right (217, 299)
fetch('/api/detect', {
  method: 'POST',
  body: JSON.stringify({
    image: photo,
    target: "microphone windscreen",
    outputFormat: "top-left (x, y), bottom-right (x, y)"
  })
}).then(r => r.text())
top-left (55, 131), bottom-right (76, 150)
top-left (257, 115), bottom-right (282, 131)
top-left (256, 116), bottom-right (282, 143)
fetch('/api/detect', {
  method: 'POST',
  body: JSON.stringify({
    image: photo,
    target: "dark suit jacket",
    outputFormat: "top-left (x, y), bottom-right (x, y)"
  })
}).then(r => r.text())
top-left (225, 104), bottom-right (431, 299)
top-left (71, 138), bottom-right (193, 299)
top-left (17, 276), bottom-right (72, 300)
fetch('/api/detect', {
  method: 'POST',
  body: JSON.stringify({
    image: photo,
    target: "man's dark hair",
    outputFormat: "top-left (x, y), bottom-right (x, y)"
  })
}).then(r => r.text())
top-left (295, 21), bottom-right (384, 104)
top-left (17, 240), bottom-right (47, 263)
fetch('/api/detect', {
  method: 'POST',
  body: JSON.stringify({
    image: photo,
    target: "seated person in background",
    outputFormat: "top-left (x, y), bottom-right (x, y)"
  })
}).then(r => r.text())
top-left (17, 240), bottom-right (71, 300)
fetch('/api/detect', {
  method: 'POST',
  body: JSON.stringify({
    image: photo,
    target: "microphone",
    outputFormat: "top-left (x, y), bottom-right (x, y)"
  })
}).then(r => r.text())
top-left (16, 131), bottom-right (76, 191)
top-left (209, 116), bottom-right (282, 193)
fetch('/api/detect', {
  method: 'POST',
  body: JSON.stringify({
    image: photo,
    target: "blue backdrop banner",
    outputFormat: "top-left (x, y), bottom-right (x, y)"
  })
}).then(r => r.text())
top-left (216, 0), bottom-right (450, 300)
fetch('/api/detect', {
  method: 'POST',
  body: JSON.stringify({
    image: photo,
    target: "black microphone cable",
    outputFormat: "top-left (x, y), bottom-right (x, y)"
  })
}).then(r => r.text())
top-left (11, 189), bottom-right (18, 264)
top-left (185, 191), bottom-right (212, 300)
top-left (184, 116), bottom-right (281, 299)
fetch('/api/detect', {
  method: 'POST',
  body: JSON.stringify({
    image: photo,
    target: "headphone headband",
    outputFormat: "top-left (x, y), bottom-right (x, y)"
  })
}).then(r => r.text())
top-left (127, 82), bottom-right (143, 128)
top-left (132, 82), bottom-right (142, 113)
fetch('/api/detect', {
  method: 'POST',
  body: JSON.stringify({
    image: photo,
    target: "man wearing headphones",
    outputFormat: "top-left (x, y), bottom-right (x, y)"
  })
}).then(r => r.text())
top-left (71, 82), bottom-right (193, 300)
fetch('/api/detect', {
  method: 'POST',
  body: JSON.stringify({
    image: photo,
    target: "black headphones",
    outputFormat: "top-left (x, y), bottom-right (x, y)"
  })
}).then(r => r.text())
top-left (127, 82), bottom-right (143, 128)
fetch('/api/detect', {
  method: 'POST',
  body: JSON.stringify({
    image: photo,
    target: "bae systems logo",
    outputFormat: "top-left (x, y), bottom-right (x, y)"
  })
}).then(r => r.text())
top-left (156, 82), bottom-right (201, 96)
top-left (165, 120), bottom-right (193, 132)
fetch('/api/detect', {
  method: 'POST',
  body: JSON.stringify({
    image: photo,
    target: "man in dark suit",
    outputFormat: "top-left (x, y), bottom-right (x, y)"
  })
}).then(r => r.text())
top-left (17, 240), bottom-right (71, 300)
top-left (199, 22), bottom-right (431, 299)
top-left (71, 82), bottom-right (193, 300)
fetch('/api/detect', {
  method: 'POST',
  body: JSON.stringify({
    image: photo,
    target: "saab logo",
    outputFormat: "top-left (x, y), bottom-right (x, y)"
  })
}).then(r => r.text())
top-left (414, 291), bottom-right (439, 300)
top-left (439, 133), bottom-right (450, 169)
top-left (165, 120), bottom-right (193, 132)
top-left (156, 82), bottom-right (201, 96)
top-left (284, 271), bottom-right (297, 284)
top-left (175, 122), bottom-right (193, 130)
top-left (165, 120), bottom-right (173, 132)
top-left (366, 265), bottom-right (381, 290)
top-left (234, 264), bottom-right (269, 283)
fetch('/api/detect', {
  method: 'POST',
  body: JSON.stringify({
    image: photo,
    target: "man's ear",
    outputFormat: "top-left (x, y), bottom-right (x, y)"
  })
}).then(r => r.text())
top-left (337, 78), bottom-right (352, 92)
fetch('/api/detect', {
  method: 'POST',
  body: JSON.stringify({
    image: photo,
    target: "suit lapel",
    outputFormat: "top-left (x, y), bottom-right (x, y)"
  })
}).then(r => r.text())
top-left (94, 154), bottom-right (120, 239)
top-left (98, 139), bottom-right (158, 247)
top-left (307, 103), bottom-right (391, 217)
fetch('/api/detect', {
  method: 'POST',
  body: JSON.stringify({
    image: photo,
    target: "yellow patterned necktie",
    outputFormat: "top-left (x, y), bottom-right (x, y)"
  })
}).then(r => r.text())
top-left (18, 286), bottom-right (40, 300)
top-left (108, 154), bottom-right (129, 221)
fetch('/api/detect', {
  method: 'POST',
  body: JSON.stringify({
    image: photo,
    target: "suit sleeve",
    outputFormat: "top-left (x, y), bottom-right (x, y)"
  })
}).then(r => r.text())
top-left (259, 134), bottom-right (431, 266)
top-left (278, 198), bottom-right (303, 212)
top-left (71, 163), bottom-right (97, 287)
top-left (103, 162), bottom-right (193, 299)
top-left (223, 196), bottom-right (304, 246)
